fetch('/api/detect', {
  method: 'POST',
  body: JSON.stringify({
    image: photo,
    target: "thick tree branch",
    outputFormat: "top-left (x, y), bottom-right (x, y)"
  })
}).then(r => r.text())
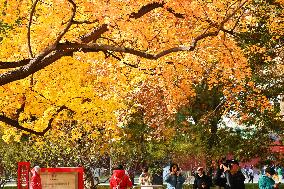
top-left (129, 2), bottom-right (185, 19)
top-left (65, 32), bottom-right (219, 59)
top-left (79, 24), bottom-right (108, 43)
top-left (0, 24), bottom-right (108, 70)
top-left (72, 20), bottom-right (99, 24)
top-left (0, 59), bottom-right (31, 69)
top-left (0, 30), bottom-right (220, 86)
top-left (0, 105), bottom-right (72, 136)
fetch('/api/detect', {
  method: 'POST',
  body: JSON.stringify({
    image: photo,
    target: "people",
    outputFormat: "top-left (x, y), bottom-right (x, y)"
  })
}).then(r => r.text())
top-left (193, 167), bottom-right (212, 189)
top-left (30, 166), bottom-right (42, 189)
top-left (164, 163), bottom-right (185, 189)
top-left (258, 167), bottom-right (280, 189)
top-left (222, 159), bottom-right (245, 189)
top-left (109, 165), bottom-right (133, 189)
top-left (139, 167), bottom-right (152, 189)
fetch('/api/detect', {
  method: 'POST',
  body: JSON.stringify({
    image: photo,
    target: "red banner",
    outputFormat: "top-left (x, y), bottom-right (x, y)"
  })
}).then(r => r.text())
top-left (17, 162), bottom-right (30, 189)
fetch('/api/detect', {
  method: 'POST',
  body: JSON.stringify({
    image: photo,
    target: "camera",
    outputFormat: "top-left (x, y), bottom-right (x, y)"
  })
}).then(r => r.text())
top-left (221, 159), bottom-right (233, 169)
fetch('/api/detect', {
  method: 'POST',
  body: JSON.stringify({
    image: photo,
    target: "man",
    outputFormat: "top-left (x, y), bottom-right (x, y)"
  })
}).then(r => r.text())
top-left (258, 167), bottom-right (280, 189)
top-left (214, 159), bottom-right (227, 189)
top-left (193, 167), bottom-right (212, 189)
top-left (223, 160), bottom-right (245, 189)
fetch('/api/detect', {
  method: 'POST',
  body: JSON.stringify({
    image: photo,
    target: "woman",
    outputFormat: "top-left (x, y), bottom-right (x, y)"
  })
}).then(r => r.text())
top-left (139, 167), bottom-right (152, 189)
top-left (258, 167), bottom-right (280, 189)
top-left (30, 166), bottom-right (42, 189)
top-left (164, 163), bottom-right (185, 189)
top-left (109, 165), bottom-right (133, 189)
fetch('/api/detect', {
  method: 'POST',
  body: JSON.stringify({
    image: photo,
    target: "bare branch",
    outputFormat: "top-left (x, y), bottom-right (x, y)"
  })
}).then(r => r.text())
top-left (72, 20), bottom-right (99, 25)
top-left (220, 0), bottom-right (248, 27)
top-left (53, 0), bottom-right (76, 46)
top-left (27, 0), bottom-right (40, 58)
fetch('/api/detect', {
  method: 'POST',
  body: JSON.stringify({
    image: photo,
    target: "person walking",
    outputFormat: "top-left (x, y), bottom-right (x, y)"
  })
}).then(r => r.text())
top-left (248, 166), bottom-right (254, 183)
top-left (223, 160), bottom-right (245, 189)
top-left (164, 163), bottom-right (185, 189)
top-left (193, 167), bottom-right (212, 189)
top-left (139, 167), bottom-right (152, 189)
top-left (30, 166), bottom-right (42, 189)
top-left (258, 167), bottom-right (280, 189)
top-left (110, 165), bottom-right (133, 189)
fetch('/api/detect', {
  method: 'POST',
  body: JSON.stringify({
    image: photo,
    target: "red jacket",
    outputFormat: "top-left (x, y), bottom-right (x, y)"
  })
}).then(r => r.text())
top-left (110, 170), bottom-right (132, 189)
top-left (30, 168), bottom-right (42, 189)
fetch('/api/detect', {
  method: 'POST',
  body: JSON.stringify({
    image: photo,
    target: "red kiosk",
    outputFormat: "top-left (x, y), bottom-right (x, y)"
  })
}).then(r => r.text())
top-left (17, 162), bottom-right (84, 189)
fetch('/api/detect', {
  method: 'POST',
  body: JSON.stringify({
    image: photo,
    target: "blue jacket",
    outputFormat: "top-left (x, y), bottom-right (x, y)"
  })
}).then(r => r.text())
top-left (164, 173), bottom-right (185, 189)
top-left (258, 175), bottom-right (276, 189)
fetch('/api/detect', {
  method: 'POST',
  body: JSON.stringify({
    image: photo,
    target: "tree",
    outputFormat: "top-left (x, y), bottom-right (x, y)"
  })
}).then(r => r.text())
top-left (0, 0), bottom-right (283, 173)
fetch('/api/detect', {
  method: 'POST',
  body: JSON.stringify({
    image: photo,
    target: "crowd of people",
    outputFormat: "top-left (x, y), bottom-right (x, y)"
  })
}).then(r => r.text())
top-left (28, 161), bottom-right (283, 189)
top-left (109, 160), bottom-right (283, 189)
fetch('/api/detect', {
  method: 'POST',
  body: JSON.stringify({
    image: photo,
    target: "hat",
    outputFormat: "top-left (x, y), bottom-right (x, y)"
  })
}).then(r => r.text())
top-left (265, 167), bottom-right (276, 175)
top-left (197, 167), bottom-right (203, 171)
top-left (34, 166), bottom-right (40, 173)
top-left (230, 159), bottom-right (239, 165)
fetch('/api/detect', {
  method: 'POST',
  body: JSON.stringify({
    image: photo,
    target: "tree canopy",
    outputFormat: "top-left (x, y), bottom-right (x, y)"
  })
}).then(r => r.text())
top-left (0, 0), bottom-right (283, 167)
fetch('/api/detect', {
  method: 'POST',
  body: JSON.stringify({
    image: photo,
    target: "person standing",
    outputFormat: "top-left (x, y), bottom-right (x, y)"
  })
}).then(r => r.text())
top-left (139, 167), bottom-right (152, 189)
top-left (258, 167), bottom-right (280, 189)
top-left (164, 163), bottom-right (185, 189)
top-left (109, 165), bottom-right (133, 189)
top-left (223, 160), bottom-right (245, 189)
top-left (30, 166), bottom-right (42, 189)
top-left (193, 167), bottom-right (212, 189)
top-left (214, 159), bottom-right (227, 189)
top-left (277, 165), bottom-right (283, 183)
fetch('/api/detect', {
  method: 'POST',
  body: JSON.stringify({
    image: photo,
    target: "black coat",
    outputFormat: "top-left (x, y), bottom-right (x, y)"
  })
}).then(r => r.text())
top-left (213, 167), bottom-right (227, 187)
top-left (193, 173), bottom-right (212, 189)
top-left (224, 170), bottom-right (245, 189)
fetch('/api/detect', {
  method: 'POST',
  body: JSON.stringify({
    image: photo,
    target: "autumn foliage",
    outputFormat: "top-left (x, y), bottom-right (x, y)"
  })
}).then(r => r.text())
top-left (0, 0), bottom-right (283, 153)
